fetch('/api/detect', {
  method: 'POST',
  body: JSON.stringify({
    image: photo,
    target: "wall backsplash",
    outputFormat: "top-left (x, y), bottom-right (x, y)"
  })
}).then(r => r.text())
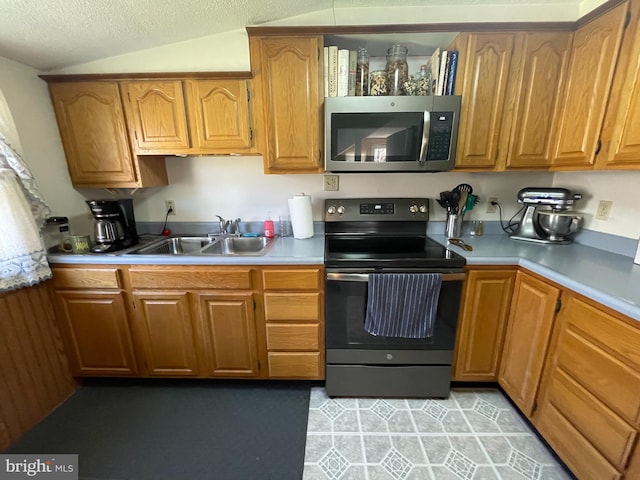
top-left (129, 155), bottom-right (553, 223)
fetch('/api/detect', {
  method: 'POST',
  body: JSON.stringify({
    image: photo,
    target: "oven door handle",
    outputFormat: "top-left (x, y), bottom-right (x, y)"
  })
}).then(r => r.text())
top-left (326, 272), bottom-right (466, 282)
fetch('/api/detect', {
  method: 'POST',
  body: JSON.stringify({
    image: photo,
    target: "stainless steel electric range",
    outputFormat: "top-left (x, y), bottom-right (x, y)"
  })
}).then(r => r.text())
top-left (324, 197), bottom-right (466, 398)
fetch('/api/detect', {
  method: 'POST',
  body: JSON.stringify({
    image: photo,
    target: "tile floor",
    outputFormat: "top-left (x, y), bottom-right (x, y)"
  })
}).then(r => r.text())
top-left (303, 387), bottom-right (574, 480)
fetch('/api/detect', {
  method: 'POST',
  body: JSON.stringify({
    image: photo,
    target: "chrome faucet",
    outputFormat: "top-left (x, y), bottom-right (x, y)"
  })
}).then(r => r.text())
top-left (216, 215), bottom-right (230, 235)
top-left (216, 216), bottom-right (241, 236)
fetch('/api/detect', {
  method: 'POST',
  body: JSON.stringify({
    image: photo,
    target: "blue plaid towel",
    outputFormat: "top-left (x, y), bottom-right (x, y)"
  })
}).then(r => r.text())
top-left (364, 273), bottom-right (443, 338)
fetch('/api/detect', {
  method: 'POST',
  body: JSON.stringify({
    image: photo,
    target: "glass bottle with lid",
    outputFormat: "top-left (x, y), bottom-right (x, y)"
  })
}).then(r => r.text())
top-left (385, 44), bottom-right (409, 96)
top-left (415, 64), bottom-right (432, 96)
top-left (355, 48), bottom-right (369, 96)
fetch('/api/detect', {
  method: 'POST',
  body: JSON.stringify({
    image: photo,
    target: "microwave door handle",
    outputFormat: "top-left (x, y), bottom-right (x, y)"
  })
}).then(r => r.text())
top-left (418, 110), bottom-right (431, 163)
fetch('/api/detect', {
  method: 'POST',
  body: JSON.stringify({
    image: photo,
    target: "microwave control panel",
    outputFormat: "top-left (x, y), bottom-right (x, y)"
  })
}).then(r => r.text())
top-left (427, 112), bottom-right (454, 161)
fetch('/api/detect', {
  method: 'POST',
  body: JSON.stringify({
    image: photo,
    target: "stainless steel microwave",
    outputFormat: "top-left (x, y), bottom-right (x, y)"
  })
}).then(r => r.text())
top-left (324, 96), bottom-right (461, 172)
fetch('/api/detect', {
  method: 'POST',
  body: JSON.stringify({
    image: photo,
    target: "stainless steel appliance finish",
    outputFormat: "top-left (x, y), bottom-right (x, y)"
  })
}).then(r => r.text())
top-left (324, 96), bottom-right (461, 173)
top-left (509, 187), bottom-right (583, 245)
top-left (87, 199), bottom-right (138, 253)
top-left (324, 198), bottom-right (466, 398)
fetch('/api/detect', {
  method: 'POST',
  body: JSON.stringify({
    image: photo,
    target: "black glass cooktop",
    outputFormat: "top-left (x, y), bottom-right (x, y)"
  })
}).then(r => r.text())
top-left (325, 235), bottom-right (466, 269)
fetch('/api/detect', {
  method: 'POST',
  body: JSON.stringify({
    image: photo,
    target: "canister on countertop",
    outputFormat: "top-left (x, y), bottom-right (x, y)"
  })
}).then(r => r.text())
top-left (43, 216), bottom-right (70, 252)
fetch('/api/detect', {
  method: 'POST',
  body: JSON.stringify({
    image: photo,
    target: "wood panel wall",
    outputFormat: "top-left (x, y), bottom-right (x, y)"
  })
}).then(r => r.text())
top-left (0, 280), bottom-right (77, 450)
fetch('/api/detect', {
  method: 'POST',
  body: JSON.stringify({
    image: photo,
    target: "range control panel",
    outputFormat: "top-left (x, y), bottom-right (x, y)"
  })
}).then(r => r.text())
top-left (325, 198), bottom-right (429, 222)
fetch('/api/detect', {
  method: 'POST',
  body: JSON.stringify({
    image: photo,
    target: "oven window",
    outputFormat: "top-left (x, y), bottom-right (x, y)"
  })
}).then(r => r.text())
top-left (331, 113), bottom-right (423, 163)
top-left (326, 275), bottom-right (461, 350)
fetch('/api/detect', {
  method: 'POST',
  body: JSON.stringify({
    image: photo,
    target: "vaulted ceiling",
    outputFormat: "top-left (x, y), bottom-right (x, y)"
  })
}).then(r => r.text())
top-left (0, 0), bottom-right (603, 71)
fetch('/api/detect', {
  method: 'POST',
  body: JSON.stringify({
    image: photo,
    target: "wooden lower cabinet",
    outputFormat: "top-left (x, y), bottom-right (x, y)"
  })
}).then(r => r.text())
top-left (453, 268), bottom-right (516, 381)
top-left (55, 290), bottom-right (137, 376)
top-left (262, 267), bottom-right (324, 379)
top-left (128, 266), bottom-right (260, 378)
top-left (52, 266), bottom-right (137, 376)
top-left (533, 292), bottom-right (640, 480)
top-left (498, 270), bottom-right (560, 417)
top-left (197, 292), bottom-right (259, 377)
top-left (132, 291), bottom-right (200, 376)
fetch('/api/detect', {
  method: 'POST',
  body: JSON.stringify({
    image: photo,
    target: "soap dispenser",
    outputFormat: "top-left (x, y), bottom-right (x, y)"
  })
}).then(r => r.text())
top-left (263, 216), bottom-right (274, 238)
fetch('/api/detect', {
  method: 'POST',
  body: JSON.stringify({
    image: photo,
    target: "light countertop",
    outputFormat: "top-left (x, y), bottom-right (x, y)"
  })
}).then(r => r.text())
top-left (432, 234), bottom-right (640, 322)
top-left (48, 233), bottom-right (640, 322)
top-left (47, 235), bottom-right (325, 266)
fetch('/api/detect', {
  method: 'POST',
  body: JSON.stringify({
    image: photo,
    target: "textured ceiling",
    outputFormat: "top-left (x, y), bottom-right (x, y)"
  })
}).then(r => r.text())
top-left (0, 0), bottom-right (589, 71)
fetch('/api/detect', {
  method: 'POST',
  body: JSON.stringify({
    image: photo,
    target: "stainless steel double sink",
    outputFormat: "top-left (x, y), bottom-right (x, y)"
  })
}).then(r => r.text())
top-left (128, 235), bottom-right (275, 256)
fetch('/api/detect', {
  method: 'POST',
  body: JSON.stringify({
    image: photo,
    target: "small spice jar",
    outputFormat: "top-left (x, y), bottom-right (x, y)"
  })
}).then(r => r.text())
top-left (370, 70), bottom-right (388, 96)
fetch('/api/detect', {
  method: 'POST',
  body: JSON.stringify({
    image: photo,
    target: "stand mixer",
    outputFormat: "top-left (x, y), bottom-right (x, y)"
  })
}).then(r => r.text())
top-left (509, 188), bottom-right (583, 244)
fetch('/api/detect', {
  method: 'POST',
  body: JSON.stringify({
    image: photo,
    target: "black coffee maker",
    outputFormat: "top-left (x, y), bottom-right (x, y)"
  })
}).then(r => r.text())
top-left (87, 199), bottom-right (138, 253)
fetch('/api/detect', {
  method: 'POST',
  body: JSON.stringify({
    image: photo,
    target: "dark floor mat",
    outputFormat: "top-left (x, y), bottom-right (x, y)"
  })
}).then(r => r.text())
top-left (6, 379), bottom-right (311, 480)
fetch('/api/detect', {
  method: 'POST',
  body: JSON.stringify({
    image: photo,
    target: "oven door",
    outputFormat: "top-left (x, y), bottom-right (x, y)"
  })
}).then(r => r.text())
top-left (325, 269), bottom-right (464, 364)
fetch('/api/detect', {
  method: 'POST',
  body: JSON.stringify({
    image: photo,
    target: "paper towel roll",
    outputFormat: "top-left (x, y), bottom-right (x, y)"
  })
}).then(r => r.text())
top-left (288, 193), bottom-right (314, 239)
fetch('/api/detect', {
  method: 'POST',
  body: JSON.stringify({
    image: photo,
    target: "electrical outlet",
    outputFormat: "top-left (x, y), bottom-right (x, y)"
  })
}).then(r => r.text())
top-left (323, 175), bottom-right (339, 191)
top-left (595, 200), bottom-right (612, 220)
top-left (486, 197), bottom-right (498, 213)
top-left (165, 200), bottom-right (176, 215)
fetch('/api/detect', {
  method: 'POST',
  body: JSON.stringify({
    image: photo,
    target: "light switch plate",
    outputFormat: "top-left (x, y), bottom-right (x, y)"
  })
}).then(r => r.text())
top-left (634, 238), bottom-right (640, 265)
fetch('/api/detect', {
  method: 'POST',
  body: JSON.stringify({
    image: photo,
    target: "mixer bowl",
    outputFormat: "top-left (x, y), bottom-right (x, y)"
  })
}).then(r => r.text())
top-left (536, 210), bottom-right (583, 240)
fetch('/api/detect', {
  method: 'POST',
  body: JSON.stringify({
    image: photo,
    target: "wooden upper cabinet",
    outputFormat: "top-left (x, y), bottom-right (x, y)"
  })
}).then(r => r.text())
top-left (598, 0), bottom-right (640, 169)
top-left (48, 81), bottom-right (167, 188)
top-left (506, 32), bottom-right (573, 169)
top-left (499, 271), bottom-right (560, 417)
top-left (185, 80), bottom-right (253, 152)
top-left (453, 269), bottom-right (516, 381)
top-left (249, 35), bottom-right (324, 173)
top-left (552, 2), bottom-right (628, 168)
top-left (122, 80), bottom-right (191, 152)
top-left (453, 33), bottom-right (515, 169)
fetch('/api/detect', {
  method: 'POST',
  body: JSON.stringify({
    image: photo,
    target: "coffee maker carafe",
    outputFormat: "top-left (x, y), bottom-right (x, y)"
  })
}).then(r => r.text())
top-left (87, 199), bottom-right (138, 253)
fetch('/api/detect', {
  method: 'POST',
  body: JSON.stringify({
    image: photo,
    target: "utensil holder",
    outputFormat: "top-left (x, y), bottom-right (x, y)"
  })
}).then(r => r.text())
top-left (445, 214), bottom-right (463, 238)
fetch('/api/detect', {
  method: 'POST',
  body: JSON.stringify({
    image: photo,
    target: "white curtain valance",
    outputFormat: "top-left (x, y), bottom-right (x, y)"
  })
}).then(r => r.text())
top-left (0, 89), bottom-right (52, 292)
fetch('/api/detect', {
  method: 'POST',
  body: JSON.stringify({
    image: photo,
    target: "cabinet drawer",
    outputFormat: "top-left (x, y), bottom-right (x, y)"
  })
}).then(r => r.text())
top-left (52, 267), bottom-right (121, 289)
top-left (541, 369), bottom-right (636, 471)
top-left (266, 323), bottom-right (319, 351)
top-left (558, 297), bottom-right (640, 426)
top-left (264, 292), bottom-right (321, 321)
top-left (128, 266), bottom-right (252, 290)
top-left (268, 352), bottom-right (322, 378)
top-left (262, 268), bottom-right (321, 290)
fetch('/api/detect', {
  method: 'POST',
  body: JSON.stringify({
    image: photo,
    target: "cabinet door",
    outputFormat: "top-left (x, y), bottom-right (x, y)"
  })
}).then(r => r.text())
top-left (197, 292), bottom-right (259, 377)
top-left (250, 36), bottom-right (324, 173)
top-left (499, 271), bottom-right (560, 417)
top-left (453, 269), bottom-right (516, 381)
top-left (122, 81), bottom-right (191, 152)
top-left (552, 3), bottom-right (628, 168)
top-left (598, 0), bottom-right (640, 169)
top-left (506, 32), bottom-right (573, 168)
top-left (185, 79), bottom-right (253, 152)
top-left (534, 293), bottom-right (640, 479)
top-left (48, 82), bottom-right (137, 186)
top-left (454, 33), bottom-right (515, 169)
top-left (55, 290), bottom-right (137, 375)
top-left (132, 291), bottom-right (200, 376)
